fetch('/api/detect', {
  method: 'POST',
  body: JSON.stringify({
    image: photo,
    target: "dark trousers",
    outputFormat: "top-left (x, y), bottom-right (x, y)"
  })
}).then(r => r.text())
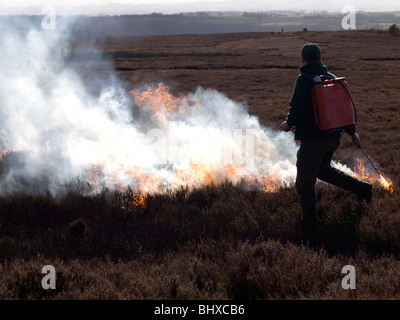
top-left (296, 135), bottom-right (362, 223)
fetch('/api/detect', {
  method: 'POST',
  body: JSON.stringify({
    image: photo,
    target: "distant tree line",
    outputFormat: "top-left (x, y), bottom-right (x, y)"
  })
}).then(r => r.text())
top-left (388, 23), bottom-right (400, 36)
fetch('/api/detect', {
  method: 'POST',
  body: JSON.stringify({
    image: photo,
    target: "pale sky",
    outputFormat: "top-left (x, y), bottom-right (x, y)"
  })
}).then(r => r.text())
top-left (1, 0), bottom-right (399, 15)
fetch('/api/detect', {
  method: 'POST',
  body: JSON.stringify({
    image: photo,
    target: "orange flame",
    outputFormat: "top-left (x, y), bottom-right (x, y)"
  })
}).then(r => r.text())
top-left (88, 165), bottom-right (101, 186)
top-left (0, 148), bottom-right (13, 162)
top-left (116, 184), bottom-right (147, 211)
top-left (243, 170), bottom-right (282, 192)
top-left (131, 83), bottom-right (200, 127)
top-left (353, 158), bottom-right (394, 194)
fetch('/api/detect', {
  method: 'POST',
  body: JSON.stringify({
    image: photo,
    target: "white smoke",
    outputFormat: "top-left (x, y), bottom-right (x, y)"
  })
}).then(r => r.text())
top-left (0, 18), bottom-right (299, 196)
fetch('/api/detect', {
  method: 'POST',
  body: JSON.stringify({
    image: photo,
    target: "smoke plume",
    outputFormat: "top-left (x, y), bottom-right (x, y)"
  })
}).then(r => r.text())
top-left (0, 18), bottom-right (299, 196)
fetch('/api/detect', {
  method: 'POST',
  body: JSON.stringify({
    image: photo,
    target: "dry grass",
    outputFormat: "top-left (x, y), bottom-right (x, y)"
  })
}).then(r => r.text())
top-left (0, 181), bottom-right (399, 299)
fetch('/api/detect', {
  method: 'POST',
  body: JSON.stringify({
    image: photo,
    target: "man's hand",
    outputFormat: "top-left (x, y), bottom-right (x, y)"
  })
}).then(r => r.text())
top-left (281, 121), bottom-right (291, 132)
top-left (352, 133), bottom-right (361, 147)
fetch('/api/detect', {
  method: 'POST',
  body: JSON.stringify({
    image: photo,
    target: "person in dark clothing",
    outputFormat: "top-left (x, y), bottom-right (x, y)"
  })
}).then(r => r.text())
top-left (281, 43), bottom-right (372, 243)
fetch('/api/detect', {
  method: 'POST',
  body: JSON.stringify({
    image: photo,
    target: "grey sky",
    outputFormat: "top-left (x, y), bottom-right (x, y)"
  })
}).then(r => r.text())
top-left (1, 0), bottom-right (399, 15)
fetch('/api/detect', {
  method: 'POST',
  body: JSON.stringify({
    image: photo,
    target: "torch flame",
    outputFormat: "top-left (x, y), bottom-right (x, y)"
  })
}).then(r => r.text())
top-left (353, 158), bottom-right (394, 194)
top-left (378, 174), bottom-right (394, 194)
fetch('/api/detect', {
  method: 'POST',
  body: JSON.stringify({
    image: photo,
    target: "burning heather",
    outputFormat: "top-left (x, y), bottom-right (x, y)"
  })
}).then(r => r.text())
top-left (0, 22), bottom-right (299, 196)
top-left (0, 20), bottom-right (393, 198)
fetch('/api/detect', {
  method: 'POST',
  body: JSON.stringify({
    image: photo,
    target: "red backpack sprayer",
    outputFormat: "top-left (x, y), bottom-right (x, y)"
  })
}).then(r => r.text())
top-left (311, 74), bottom-right (393, 193)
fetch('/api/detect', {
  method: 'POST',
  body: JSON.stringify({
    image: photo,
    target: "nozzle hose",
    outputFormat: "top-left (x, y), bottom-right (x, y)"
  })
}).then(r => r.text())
top-left (359, 144), bottom-right (381, 176)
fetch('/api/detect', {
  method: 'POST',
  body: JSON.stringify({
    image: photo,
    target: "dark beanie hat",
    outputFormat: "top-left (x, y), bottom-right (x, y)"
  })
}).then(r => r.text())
top-left (301, 43), bottom-right (321, 57)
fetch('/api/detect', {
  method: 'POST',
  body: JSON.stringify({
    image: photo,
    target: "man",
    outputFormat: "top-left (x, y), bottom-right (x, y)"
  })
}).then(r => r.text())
top-left (281, 42), bottom-right (372, 243)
